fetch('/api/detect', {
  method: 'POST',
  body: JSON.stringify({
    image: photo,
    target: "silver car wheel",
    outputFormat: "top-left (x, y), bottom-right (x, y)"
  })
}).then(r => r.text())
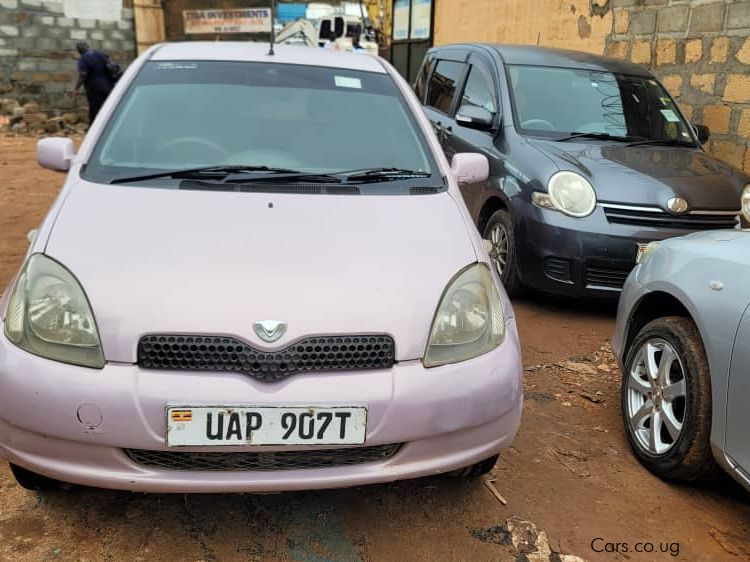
top-left (627, 339), bottom-right (687, 455)
top-left (486, 224), bottom-right (509, 277)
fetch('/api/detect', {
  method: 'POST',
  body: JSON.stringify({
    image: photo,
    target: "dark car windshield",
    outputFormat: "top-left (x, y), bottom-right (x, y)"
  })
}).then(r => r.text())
top-left (507, 64), bottom-right (695, 144)
top-left (83, 61), bottom-right (438, 185)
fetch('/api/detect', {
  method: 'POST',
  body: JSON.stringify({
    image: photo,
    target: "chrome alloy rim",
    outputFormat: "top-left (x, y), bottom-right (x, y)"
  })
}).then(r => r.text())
top-left (627, 339), bottom-right (687, 455)
top-left (485, 224), bottom-right (509, 277)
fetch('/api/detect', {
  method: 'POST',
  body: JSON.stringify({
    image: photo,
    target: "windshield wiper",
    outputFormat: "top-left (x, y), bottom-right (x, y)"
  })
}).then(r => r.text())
top-left (554, 132), bottom-right (640, 143)
top-left (109, 165), bottom-right (300, 185)
top-left (342, 168), bottom-right (432, 183)
top-left (624, 138), bottom-right (696, 148)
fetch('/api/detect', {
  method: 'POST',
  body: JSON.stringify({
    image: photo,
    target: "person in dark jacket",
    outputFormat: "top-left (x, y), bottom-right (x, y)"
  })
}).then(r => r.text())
top-left (72, 41), bottom-right (115, 125)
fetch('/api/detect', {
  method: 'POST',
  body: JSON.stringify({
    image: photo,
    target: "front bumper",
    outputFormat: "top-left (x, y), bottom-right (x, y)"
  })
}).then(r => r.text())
top-left (514, 200), bottom-right (705, 298)
top-left (0, 321), bottom-right (523, 493)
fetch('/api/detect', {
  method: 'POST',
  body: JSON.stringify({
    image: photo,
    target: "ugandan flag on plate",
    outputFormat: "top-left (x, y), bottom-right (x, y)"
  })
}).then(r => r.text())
top-left (170, 409), bottom-right (193, 423)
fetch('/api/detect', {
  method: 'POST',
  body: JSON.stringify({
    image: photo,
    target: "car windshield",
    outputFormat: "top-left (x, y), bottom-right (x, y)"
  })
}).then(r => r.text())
top-left (83, 61), bottom-right (437, 185)
top-left (507, 64), bottom-right (695, 144)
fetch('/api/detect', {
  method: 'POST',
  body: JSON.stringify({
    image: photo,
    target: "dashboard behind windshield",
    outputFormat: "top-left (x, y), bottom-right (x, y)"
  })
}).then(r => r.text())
top-left (507, 64), bottom-right (695, 144)
top-left (83, 61), bottom-right (437, 185)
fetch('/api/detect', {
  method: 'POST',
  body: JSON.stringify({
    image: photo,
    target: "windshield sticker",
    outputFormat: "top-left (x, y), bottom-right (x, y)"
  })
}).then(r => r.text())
top-left (155, 62), bottom-right (198, 70)
top-left (335, 76), bottom-right (362, 89)
top-left (660, 109), bottom-right (680, 122)
top-left (659, 97), bottom-right (672, 106)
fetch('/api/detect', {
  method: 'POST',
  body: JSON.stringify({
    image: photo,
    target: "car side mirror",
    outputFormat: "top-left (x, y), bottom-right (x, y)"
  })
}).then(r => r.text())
top-left (37, 137), bottom-right (75, 172)
top-left (455, 105), bottom-right (494, 131)
top-left (692, 124), bottom-right (710, 145)
top-left (451, 153), bottom-right (489, 185)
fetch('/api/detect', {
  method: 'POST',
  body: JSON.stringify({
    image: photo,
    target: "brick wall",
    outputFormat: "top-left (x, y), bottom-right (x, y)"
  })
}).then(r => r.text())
top-left (606, 0), bottom-right (750, 174)
top-left (0, 0), bottom-right (136, 112)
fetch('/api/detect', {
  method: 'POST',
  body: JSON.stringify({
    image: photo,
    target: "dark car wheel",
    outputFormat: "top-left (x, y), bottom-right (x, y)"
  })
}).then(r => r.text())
top-left (621, 317), bottom-right (716, 482)
top-left (449, 454), bottom-right (499, 478)
top-left (483, 210), bottom-right (520, 296)
top-left (9, 463), bottom-right (60, 491)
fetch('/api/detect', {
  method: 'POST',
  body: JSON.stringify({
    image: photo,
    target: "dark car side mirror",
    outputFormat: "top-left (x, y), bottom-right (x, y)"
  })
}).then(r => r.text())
top-left (692, 124), bottom-right (710, 145)
top-left (456, 105), bottom-right (494, 131)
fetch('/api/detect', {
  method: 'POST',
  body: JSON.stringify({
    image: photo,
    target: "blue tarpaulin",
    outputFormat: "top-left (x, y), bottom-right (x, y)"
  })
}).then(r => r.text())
top-left (277, 3), bottom-right (307, 22)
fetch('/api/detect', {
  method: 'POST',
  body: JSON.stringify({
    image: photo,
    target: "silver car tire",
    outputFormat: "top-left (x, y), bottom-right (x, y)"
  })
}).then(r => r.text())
top-left (621, 316), bottom-right (717, 482)
top-left (482, 210), bottom-right (520, 296)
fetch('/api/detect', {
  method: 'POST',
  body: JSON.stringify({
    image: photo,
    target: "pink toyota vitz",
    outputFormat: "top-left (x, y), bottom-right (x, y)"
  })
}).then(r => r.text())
top-left (0, 43), bottom-right (522, 492)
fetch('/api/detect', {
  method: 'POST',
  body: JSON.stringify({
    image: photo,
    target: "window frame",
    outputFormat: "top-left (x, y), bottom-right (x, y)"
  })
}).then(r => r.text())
top-left (456, 54), bottom-right (501, 128)
top-left (424, 57), bottom-right (469, 117)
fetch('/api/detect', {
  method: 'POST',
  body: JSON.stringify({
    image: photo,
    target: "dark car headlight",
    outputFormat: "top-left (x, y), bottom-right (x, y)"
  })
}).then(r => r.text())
top-left (742, 184), bottom-right (750, 223)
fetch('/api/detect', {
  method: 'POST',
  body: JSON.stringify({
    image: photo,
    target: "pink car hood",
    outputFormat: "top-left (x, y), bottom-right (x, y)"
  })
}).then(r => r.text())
top-left (44, 180), bottom-right (477, 363)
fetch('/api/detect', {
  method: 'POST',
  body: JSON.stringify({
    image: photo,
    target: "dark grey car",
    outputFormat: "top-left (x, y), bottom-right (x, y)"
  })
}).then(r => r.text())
top-left (415, 44), bottom-right (750, 298)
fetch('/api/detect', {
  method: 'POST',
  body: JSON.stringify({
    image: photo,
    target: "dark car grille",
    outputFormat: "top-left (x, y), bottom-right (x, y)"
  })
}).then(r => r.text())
top-left (137, 334), bottom-right (395, 382)
top-left (125, 444), bottom-right (401, 471)
top-left (585, 265), bottom-right (631, 289)
top-left (603, 206), bottom-right (738, 230)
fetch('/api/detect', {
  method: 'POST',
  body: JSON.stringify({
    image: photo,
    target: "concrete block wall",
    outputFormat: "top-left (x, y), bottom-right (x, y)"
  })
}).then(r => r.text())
top-left (606, 0), bottom-right (750, 174)
top-left (0, 0), bottom-right (136, 111)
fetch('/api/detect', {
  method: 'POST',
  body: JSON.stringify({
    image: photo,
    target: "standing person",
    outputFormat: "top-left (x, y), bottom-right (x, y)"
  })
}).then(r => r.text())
top-left (72, 41), bottom-right (115, 126)
top-left (351, 35), bottom-right (366, 53)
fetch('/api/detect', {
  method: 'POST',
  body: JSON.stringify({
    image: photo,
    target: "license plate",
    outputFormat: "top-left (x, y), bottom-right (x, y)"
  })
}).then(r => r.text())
top-left (166, 405), bottom-right (367, 446)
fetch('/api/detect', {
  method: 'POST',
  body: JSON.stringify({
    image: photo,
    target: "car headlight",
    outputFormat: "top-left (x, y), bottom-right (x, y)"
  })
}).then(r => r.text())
top-left (532, 171), bottom-right (597, 218)
top-left (4, 254), bottom-right (104, 368)
top-left (742, 184), bottom-right (750, 223)
top-left (423, 263), bottom-right (505, 368)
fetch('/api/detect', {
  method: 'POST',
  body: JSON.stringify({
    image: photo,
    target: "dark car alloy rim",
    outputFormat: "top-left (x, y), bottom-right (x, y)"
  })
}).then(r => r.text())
top-left (627, 338), bottom-right (687, 454)
top-left (486, 224), bottom-right (509, 276)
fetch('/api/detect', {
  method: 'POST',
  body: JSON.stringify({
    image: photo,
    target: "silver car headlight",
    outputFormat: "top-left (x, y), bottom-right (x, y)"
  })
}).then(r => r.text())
top-left (532, 171), bottom-right (597, 218)
top-left (742, 184), bottom-right (750, 223)
top-left (4, 254), bottom-right (104, 368)
top-left (423, 263), bottom-right (505, 368)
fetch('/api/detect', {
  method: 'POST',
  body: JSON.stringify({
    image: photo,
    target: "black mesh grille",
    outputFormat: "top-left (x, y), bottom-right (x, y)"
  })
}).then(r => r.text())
top-left (126, 444), bottom-right (401, 471)
top-left (603, 207), bottom-right (738, 230)
top-left (585, 265), bottom-right (631, 289)
top-left (138, 334), bottom-right (395, 381)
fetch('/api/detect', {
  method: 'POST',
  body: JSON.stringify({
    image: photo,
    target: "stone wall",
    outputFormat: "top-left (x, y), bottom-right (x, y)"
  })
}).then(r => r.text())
top-left (606, 0), bottom-right (750, 174)
top-left (0, 0), bottom-right (136, 113)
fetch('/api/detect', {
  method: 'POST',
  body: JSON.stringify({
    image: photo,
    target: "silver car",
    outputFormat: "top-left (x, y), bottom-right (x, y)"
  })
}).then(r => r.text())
top-left (612, 230), bottom-right (750, 491)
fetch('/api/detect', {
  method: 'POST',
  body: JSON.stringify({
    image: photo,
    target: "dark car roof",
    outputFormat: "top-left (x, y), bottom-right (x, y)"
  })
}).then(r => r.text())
top-left (436, 43), bottom-right (654, 78)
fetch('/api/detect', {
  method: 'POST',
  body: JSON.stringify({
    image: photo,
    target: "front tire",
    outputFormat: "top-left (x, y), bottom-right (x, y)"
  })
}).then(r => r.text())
top-left (483, 210), bottom-right (520, 296)
top-left (621, 317), bottom-right (716, 482)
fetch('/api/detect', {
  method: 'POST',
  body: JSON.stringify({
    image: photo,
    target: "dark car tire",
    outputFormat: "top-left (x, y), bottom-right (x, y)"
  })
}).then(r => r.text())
top-left (621, 317), bottom-right (717, 482)
top-left (449, 454), bottom-right (499, 478)
top-left (9, 463), bottom-right (59, 491)
top-left (483, 210), bottom-right (520, 296)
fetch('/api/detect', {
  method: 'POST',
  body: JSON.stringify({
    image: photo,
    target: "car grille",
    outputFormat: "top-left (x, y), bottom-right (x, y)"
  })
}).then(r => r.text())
top-left (125, 444), bottom-right (401, 471)
top-left (137, 334), bottom-right (395, 382)
top-left (602, 206), bottom-right (738, 230)
top-left (585, 265), bottom-right (631, 289)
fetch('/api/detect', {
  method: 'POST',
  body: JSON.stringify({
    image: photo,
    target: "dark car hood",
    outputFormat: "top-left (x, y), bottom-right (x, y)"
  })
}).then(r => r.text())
top-left (528, 139), bottom-right (746, 211)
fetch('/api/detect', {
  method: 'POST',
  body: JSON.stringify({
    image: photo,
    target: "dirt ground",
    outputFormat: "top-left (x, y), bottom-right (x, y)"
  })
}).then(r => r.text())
top-left (1, 136), bottom-right (749, 562)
